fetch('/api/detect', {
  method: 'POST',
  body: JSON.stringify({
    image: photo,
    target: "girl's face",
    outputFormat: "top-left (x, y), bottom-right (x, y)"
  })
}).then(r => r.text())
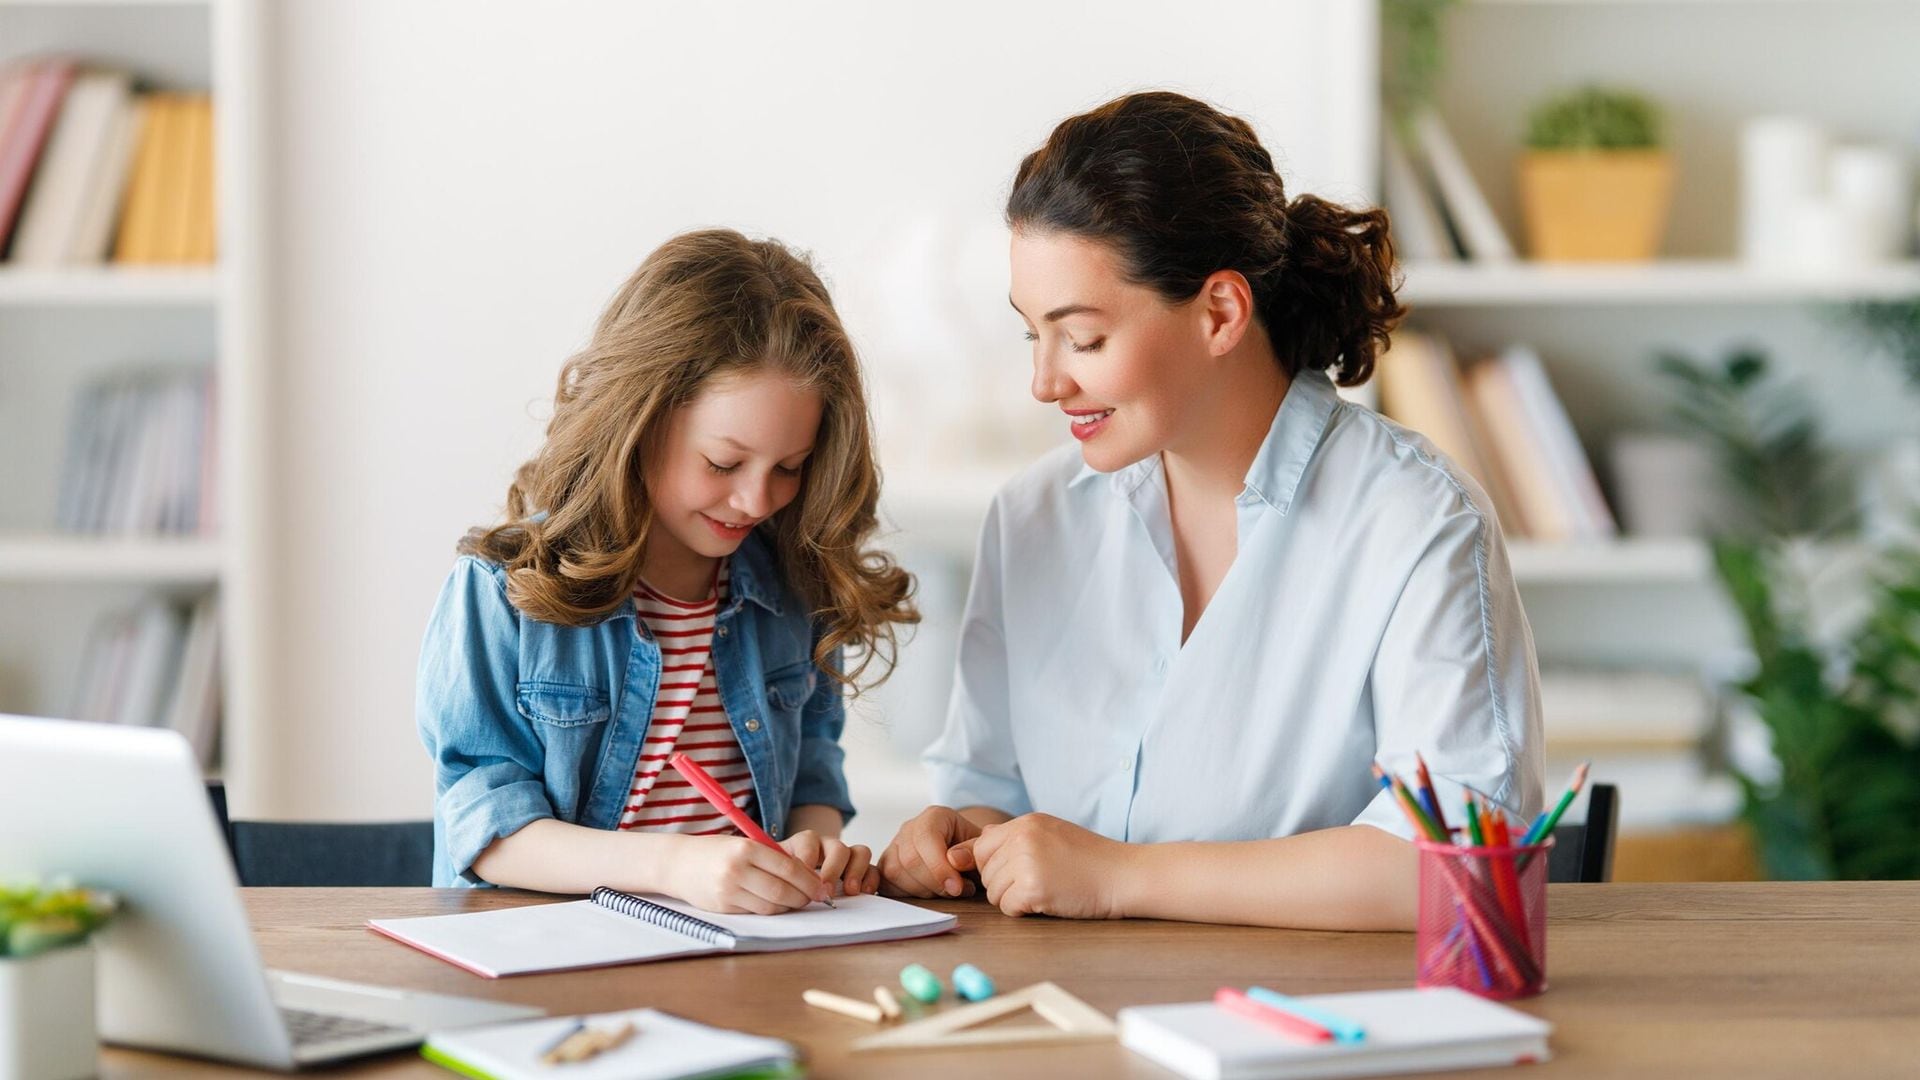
top-left (1009, 229), bottom-right (1218, 473)
top-left (645, 370), bottom-right (823, 566)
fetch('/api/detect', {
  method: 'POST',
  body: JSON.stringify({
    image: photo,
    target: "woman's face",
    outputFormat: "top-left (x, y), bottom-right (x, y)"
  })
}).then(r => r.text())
top-left (1008, 229), bottom-right (1219, 473)
top-left (645, 370), bottom-right (822, 566)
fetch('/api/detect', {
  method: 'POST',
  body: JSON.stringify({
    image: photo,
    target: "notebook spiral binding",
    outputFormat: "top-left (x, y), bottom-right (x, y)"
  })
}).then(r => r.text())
top-left (590, 887), bottom-right (737, 948)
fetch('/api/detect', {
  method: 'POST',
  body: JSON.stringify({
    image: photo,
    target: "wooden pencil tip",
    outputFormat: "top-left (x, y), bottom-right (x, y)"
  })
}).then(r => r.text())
top-left (1572, 761), bottom-right (1590, 789)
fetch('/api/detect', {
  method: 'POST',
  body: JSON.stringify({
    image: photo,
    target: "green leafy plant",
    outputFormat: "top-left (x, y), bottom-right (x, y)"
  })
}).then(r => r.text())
top-left (1382, 0), bottom-right (1461, 123)
top-left (1838, 300), bottom-right (1920, 389)
top-left (1661, 349), bottom-right (1920, 880)
top-left (1525, 86), bottom-right (1663, 151)
top-left (0, 882), bottom-right (118, 958)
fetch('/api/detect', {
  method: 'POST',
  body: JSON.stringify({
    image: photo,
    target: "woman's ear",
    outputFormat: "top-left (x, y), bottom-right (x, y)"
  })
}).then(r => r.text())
top-left (1197, 269), bottom-right (1254, 357)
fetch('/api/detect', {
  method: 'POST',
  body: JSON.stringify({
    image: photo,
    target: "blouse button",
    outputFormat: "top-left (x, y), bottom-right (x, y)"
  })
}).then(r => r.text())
top-left (745, 717), bottom-right (761, 733)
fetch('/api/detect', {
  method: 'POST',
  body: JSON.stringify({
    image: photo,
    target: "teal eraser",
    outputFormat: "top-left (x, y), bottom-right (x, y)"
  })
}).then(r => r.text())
top-left (952, 962), bottom-right (995, 1002)
top-left (899, 962), bottom-right (942, 1003)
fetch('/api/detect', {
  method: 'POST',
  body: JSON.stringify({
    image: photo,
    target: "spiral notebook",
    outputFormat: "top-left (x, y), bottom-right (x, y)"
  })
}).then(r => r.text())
top-left (369, 888), bottom-right (956, 978)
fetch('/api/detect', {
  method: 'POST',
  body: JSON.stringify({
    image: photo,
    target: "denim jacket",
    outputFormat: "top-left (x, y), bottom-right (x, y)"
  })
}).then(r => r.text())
top-left (416, 531), bottom-right (856, 886)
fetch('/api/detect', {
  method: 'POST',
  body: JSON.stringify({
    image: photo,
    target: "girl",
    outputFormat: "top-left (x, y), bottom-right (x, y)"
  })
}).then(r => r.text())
top-left (879, 92), bottom-right (1543, 930)
top-left (420, 229), bottom-right (918, 913)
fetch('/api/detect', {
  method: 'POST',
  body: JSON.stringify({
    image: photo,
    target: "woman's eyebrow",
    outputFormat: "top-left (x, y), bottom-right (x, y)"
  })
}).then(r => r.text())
top-left (715, 435), bottom-right (813, 457)
top-left (1008, 296), bottom-right (1106, 322)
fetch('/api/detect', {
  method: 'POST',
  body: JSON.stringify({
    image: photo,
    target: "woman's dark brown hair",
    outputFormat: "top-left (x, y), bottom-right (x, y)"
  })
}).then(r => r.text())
top-left (459, 229), bottom-right (917, 688)
top-left (1007, 91), bottom-right (1406, 385)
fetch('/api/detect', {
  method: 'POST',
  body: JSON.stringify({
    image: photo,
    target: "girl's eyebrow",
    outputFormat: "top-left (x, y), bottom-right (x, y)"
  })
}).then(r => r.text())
top-left (715, 435), bottom-right (814, 457)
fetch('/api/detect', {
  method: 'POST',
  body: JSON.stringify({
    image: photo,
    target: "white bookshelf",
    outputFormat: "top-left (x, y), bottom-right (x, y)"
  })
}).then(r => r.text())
top-left (1400, 260), bottom-right (1920, 307)
top-left (0, 535), bottom-right (223, 583)
top-left (0, 0), bottom-right (266, 803)
top-left (0, 266), bottom-right (219, 306)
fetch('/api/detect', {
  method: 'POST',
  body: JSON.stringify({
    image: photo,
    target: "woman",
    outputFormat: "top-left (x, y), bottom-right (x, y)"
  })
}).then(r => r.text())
top-left (877, 91), bottom-right (1543, 930)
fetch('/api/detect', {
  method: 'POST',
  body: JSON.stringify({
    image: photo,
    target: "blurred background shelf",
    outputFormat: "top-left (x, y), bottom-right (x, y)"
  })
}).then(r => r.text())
top-left (0, 267), bottom-right (219, 307)
top-left (0, 535), bottom-right (222, 583)
top-left (1399, 260), bottom-right (1920, 306)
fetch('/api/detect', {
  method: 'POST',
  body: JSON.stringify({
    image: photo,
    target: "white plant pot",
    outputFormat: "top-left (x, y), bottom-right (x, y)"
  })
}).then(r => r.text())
top-left (0, 945), bottom-right (98, 1080)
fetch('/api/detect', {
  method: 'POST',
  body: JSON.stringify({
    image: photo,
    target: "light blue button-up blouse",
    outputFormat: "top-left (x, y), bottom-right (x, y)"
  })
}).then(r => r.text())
top-left (923, 369), bottom-right (1545, 842)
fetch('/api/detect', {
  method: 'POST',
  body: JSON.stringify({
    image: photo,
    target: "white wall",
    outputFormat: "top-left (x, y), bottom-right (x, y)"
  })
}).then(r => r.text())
top-left (257, 0), bottom-right (1377, 819)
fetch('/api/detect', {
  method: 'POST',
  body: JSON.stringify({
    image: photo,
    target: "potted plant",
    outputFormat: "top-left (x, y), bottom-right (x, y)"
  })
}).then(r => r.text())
top-left (1519, 86), bottom-right (1673, 261)
top-left (0, 882), bottom-right (118, 1080)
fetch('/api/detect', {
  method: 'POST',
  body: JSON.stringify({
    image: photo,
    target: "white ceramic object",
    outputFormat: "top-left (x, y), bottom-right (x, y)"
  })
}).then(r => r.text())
top-left (1740, 116), bottom-right (1828, 266)
top-left (1828, 144), bottom-right (1912, 261)
top-left (0, 944), bottom-right (98, 1080)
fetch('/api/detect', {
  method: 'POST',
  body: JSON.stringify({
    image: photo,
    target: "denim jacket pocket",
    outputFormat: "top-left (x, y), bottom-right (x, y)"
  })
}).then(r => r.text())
top-left (764, 664), bottom-right (816, 712)
top-left (516, 682), bottom-right (612, 728)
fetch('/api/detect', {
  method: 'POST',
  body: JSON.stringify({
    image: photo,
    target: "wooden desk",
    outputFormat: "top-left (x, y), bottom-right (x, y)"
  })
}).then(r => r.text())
top-left (101, 883), bottom-right (1918, 1078)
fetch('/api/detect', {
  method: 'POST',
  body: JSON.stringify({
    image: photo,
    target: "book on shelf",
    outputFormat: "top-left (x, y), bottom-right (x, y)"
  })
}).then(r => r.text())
top-left (1375, 332), bottom-right (1619, 543)
top-left (1381, 124), bottom-right (1457, 262)
top-left (113, 91), bottom-right (216, 265)
top-left (70, 593), bottom-right (220, 766)
top-left (0, 59), bottom-right (79, 257)
top-left (0, 55), bottom-right (215, 266)
top-left (1411, 108), bottom-right (1515, 263)
top-left (57, 367), bottom-right (218, 536)
top-left (1375, 330), bottom-right (1527, 537)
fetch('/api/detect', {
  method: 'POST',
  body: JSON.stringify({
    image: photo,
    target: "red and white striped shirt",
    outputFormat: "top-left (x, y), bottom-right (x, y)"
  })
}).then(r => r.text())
top-left (618, 563), bottom-right (756, 834)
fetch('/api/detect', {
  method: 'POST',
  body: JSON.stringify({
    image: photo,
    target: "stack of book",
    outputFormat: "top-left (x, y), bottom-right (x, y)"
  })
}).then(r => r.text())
top-left (0, 58), bottom-right (216, 265)
top-left (57, 367), bottom-right (218, 536)
top-left (1382, 110), bottom-right (1515, 264)
top-left (70, 593), bottom-right (220, 767)
top-left (1375, 332), bottom-right (1616, 542)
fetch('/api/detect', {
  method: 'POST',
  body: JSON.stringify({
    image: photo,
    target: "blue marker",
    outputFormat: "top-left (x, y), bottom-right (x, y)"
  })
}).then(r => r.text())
top-left (1246, 987), bottom-right (1366, 1044)
top-left (952, 963), bottom-right (996, 1002)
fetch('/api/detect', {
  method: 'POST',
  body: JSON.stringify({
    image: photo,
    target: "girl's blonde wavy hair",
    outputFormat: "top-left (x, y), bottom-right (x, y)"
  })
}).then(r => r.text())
top-left (460, 229), bottom-right (918, 688)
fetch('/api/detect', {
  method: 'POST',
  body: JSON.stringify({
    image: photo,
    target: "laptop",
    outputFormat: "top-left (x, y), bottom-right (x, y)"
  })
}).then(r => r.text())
top-left (0, 714), bottom-right (542, 1069)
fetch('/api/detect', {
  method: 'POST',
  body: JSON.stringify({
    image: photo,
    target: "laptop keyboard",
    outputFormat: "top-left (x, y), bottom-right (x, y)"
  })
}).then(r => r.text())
top-left (281, 1006), bottom-right (414, 1048)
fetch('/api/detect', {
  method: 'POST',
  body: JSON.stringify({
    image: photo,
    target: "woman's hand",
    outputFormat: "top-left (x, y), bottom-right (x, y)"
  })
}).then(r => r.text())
top-left (655, 834), bottom-right (832, 914)
top-left (878, 806), bottom-right (986, 898)
top-left (947, 812), bottom-right (1132, 919)
top-left (781, 829), bottom-right (879, 897)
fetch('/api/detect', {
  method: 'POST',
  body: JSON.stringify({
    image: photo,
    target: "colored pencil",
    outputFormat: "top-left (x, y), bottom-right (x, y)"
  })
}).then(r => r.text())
top-left (1414, 752), bottom-right (1450, 834)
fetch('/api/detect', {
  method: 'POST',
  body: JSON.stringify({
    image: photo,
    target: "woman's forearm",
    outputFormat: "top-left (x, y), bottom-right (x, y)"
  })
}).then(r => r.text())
top-left (1115, 825), bottom-right (1418, 930)
top-left (470, 818), bottom-right (684, 895)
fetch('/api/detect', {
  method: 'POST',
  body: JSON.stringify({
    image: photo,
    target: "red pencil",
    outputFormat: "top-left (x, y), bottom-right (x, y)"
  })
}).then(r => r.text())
top-left (1214, 988), bottom-right (1334, 1043)
top-left (668, 751), bottom-right (833, 907)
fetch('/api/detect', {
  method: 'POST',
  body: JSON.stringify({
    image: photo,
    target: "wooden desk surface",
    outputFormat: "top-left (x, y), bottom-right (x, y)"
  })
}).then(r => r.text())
top-left (100, 883), bottom-right (1919, 1078)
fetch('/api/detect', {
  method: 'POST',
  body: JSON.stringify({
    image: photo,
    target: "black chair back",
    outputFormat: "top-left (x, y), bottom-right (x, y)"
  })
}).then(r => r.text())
top-left (206, 781), bottom-right (433, 887)
top-left (1547, 782), bottom-right (1619, 884)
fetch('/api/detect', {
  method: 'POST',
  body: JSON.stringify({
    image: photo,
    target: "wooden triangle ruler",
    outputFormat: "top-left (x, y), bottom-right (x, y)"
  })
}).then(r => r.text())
top-left (851, 981), bottom-right (1115, 1052)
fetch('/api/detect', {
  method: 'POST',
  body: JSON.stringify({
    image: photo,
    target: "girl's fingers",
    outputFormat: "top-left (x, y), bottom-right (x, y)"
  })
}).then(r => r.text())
top-left (783, 831), bottom-right (826, 870)
top-left (737, 863), bottom-right (820, 911)
top-left (817, 842), bottom-right (852, 890)
top-left (841, 844), bottom-right (873, 894)
top-left (862, 863), bottom-right (882, 896)
top-left (751, 843), bottom-right (831, 903)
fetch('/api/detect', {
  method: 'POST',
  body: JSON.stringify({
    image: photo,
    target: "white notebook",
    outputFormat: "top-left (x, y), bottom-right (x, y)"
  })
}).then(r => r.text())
top-left (1119, 988), bottom-right (1551, 1080)
top-left (423, 1007), bottom-right (794, 1080)
top-left (370, 887), bottom-right (956, 978)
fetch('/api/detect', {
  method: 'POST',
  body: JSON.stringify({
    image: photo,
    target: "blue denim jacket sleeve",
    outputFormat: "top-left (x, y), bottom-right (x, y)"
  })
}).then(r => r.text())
top-left (416, 556), bottom-right (554, 885)
top-left (788, 636), bottom-right (856, 824)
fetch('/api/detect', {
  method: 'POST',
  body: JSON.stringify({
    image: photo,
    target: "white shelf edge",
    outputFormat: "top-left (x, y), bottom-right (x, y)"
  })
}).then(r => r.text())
top-left (1507, 538), bottom-right (1711, 584)
top-left (0, 535), bottom-right (223, 583)
top-left (1398, 259), bottom-right (1920, 306)
top-left (0, 267), bottom-right (219, 306)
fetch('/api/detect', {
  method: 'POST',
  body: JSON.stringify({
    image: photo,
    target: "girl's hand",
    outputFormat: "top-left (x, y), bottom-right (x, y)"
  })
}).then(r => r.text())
top-left (947, 813), bottom-right (1130, 919)
top-left (656, 834), bottom-right (832, 914)
top-left (878, 806), bottom-right (985, 898)
top-left (781, 830), bottom-right (880, 898)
